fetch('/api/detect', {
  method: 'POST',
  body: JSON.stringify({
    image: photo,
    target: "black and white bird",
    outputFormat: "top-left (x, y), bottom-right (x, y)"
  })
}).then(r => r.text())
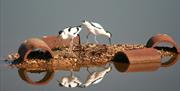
top-left (57, 72), bottom-right (82, 88)
top-left (81, 20), bottom-right (112, 45)
top-left (57, 25), bottom-right (82, 50)
top-left (81, 66), bottom-right (112, 88)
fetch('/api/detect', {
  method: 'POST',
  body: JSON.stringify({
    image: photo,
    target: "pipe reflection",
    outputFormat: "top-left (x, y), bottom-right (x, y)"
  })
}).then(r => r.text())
top-left (161, 54), bottom-right (180, 67)
top-left (18, 69), bottom-right (55, 85)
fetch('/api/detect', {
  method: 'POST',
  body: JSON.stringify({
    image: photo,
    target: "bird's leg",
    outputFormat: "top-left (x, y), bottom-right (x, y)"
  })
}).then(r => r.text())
top-left (108, 38), bottom-right (112, 45)
top-left (86, 32), bottom-right (90, 44)
top-left (86, 67), bottom-right (92, 74)
top-left (70, 70), bottom-right (73, 77)
top-left (94, 36), bottom-right (99, 44)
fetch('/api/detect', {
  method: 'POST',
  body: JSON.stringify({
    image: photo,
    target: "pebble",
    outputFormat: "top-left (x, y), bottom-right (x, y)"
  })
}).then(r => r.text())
top-left (54, 55), bottom-right (59, 59)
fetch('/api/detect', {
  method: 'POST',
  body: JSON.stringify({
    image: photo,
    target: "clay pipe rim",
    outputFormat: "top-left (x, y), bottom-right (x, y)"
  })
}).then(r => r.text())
top-left (146, 34), bottom-right (180, 53)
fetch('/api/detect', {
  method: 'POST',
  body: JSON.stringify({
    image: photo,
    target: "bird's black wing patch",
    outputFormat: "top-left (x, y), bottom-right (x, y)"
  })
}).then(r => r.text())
top-left (90, 22), bottom-right (102, 29)
top-left (68, 27), bottom-right (72, 32)
top-left (74, 27), bottom-right (79, 34)
top-left (74, 81), bottom-right (80, 85)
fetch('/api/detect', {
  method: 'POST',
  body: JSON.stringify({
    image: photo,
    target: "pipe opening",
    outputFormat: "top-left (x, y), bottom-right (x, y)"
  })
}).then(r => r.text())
top-left (155, 42), bottom-right (173, 48)
top-left (154, 42), bottom-right (177, 53)
top-left (27, 49), bottom-right (53, 60)
top-left (112, 52), bottom-right (129, 63)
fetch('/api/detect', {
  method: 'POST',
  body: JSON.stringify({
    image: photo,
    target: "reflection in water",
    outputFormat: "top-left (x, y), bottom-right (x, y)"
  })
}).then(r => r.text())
top-left (18, 69), bottom-right (55, 85)
top-left (16, 62), bottom-right (112, 88)
top-left (161, 54), bottom-right (180, 67)
top-left (81, 66), bottom-right (112, 88)
top-left (57, 71), bottom-right (82, 88)
top-left (13, 54), bottom-right (180, 88)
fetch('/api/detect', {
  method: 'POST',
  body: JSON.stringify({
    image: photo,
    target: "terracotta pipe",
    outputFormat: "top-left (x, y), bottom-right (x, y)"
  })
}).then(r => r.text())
top-left (112, 48), bottom-right (161, 72)
top-left (146, 34), bottom-right (180, 53)
top-left (17, 35), bottom-right (80, 62)
top-left (113, 48), bottom-right (161, 64)
top-left (41, 35), bottom-right (80, 49)
top-left (113, 62), bottom-right (160, 72)
top-left (18, 38), bottom-right (54, 61)
top-left (113, 54), bottom-right (180, 72)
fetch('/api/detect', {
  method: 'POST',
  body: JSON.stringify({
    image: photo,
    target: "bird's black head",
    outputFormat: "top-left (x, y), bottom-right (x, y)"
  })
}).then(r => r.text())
top-left (59, 83), bottom-right (63, 87)
top-left (82, 20), bottom-right (88, 23)
top-left (106, 30), bottom-right (112, 45)
top-left (57, 30), bottom-right (63, 38)
top-left (58, 30), bottom-right (63, 35)
top-left (82, 20), bottom-right (86, 23)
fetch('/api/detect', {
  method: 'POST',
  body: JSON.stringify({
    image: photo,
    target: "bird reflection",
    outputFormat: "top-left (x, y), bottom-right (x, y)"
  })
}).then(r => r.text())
top-left (81, 64), bottom-right (112, 88)
top-left (57, 71), bottom-right (82, 88)
top-left (18, 69), bottom-right (55, 85)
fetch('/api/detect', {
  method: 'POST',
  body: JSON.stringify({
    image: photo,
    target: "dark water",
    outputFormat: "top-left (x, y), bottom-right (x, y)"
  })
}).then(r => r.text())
top-left (0, 0), bottom-right (180, 91)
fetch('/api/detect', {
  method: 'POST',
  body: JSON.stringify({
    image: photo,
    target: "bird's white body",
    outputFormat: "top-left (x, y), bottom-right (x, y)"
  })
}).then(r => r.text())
top-left (82, 66), bottom-right (112, 88)
top-left (59, 26), bottom-right (82, 40)
top-left (58, 26), bottom-right (82, 51)
top-left (82, 21), bottom-right (110, 37)
top-left (58, 75), bottom-right (82, 88)
top-left (82, 20), bottom-right (112, 44)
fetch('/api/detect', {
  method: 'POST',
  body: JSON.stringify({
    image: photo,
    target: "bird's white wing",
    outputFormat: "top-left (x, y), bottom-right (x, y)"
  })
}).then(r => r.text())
top-left (91, 22), bottom-right (104, 29)
top-left (92, 77), bottom-right (103, 85)
top-left (69, 27), bottom-right (81, 37)
top-left (74, 27), bottom-right (82, 35)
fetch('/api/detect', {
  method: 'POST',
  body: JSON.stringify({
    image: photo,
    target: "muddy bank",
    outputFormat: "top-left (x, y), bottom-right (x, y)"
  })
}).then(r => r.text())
top-left (9, 43), bottom-right (177, 71)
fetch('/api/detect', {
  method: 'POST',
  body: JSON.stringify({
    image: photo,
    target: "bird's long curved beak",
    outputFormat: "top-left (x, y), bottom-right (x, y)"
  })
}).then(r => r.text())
top-left (108, 38), bottom-right (112, 45)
